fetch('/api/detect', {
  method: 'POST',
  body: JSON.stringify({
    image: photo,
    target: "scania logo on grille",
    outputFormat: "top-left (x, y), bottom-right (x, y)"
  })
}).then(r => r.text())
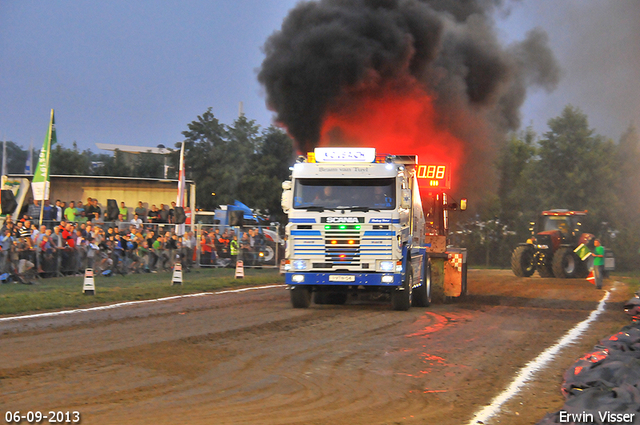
top-left (322, 217), bottom-right (364, 223)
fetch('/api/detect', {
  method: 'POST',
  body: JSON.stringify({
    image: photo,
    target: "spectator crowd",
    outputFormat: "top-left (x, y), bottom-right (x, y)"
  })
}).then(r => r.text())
top-left (0, 197), bottom-right (275, 282)
top-left (22, 198), bottom-right (184, 228)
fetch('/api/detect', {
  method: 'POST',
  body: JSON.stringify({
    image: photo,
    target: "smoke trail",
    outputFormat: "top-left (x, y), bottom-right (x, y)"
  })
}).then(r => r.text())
top-left (258, 0), bottom-right (560, 194)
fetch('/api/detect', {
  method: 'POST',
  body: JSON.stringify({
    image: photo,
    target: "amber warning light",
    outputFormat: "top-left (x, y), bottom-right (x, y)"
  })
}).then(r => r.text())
top-left (416, 164), bottom-right (451, 190)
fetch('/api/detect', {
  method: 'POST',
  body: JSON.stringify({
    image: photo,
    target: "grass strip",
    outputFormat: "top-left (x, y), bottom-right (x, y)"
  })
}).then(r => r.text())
top-left (0, 268), bottom-right (284, 316)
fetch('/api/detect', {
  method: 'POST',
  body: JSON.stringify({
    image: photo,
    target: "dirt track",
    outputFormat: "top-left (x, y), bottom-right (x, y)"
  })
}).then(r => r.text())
top-left (0, 270), bottom-right (632, 425)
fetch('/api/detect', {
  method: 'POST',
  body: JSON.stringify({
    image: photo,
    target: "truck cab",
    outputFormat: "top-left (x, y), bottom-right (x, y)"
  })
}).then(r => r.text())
top-left (281, 147), bottom-right (451, 310)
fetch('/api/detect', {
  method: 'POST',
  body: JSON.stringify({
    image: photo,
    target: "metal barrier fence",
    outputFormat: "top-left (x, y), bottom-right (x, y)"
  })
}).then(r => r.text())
top-left (0, 220), bottom-right (281, 281)
top-left (195, 224), bottom-right (282, 269)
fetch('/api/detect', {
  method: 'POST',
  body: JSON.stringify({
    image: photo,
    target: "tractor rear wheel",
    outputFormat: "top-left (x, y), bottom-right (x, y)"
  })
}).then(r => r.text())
top-left (552, 247), bottom-right (579, 278)
top-left (511, 246), bottom-right (535, 277)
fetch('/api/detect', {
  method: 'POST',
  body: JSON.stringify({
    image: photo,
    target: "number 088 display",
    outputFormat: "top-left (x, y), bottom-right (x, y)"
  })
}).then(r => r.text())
top-left (415, 164), bottom-right (451, 189)
top-left (417, 165), bottom-right (446, 179)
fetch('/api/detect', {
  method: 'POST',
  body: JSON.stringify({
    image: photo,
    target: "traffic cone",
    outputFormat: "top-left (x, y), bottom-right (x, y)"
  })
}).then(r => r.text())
top-left (235, 260), bottom-right (244, 279)
top-left (83, 268), bottom-right (95, 295)
top-left (586, 270), bottom-right (595, 285)
top-left (172, 262), bottom-right (183, 286)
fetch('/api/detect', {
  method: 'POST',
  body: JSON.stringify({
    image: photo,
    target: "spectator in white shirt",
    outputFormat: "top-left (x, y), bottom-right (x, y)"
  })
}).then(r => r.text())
top-left (131, 214), bottom-right (143, 230)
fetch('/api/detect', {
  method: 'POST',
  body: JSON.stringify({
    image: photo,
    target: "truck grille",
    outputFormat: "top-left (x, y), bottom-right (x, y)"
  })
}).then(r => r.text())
top-left (292, 227), bottom-right (394, 270)
top-left (325, 228), bottom-right (361, 265)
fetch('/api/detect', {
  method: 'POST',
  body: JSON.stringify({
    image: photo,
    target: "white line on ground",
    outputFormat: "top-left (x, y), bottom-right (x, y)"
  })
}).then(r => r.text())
top-left (0, 284), bottom-right (286, 323)
top-left (467, 289), bottom-right (611, 425)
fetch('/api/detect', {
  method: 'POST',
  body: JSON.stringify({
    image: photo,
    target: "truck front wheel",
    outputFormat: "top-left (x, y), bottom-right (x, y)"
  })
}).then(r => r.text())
top-left (290, 286), bottom-right (311, 308)
top-left (392, 265), bottom-right (413, 311)
top-left (412, 262), bottom-right (431, 307)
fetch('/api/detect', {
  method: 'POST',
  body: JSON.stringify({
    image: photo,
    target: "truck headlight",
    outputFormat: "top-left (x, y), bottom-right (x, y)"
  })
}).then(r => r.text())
top-left (379, 261), bottom-right (394, 272)
top-left (292, 274), bottom-right (304, 283)
top-left (293, 260), bottom-right (307, 270)
top-left (535, 244), bottom-right (549, 250)
top-left (381, 275), bottom-right (394, 283)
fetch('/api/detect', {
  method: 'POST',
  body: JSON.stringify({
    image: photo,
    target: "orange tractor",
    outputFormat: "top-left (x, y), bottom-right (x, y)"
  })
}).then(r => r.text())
top-left (511, 210), bottom-right (594, 278)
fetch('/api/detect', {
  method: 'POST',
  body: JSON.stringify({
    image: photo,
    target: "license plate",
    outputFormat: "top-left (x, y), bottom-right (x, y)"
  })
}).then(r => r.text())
top-left (329, 275), bottom-right (355, 282)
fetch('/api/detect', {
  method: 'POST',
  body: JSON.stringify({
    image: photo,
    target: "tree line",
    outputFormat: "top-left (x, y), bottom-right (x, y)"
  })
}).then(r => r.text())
top-left (0, 140), bottom-right (167, 179)
top-left (179, 108), bottom-right (293, 221)
top-left (454, 105), bottom-right (640, 271)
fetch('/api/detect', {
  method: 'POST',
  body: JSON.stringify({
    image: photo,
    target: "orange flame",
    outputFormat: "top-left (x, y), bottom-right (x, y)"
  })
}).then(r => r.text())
top-left (319, 83), bottom-right (464, 184)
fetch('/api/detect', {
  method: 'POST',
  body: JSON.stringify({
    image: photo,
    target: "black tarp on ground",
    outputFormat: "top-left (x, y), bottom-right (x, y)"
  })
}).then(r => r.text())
top-left (537, 291), bottom-right (640, 425)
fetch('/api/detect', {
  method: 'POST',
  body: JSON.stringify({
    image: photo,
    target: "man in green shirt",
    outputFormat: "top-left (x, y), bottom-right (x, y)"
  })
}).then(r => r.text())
top-left (76, 211), bottom-right (88, 225)
top-left (153, 236), bottom-right (169, 271)
top-left (592, 239), bottom-right (605, 289)
top-left (119, 202), bottom-right (128, 221)
top-left (64, 201), bottom-right (77, 222)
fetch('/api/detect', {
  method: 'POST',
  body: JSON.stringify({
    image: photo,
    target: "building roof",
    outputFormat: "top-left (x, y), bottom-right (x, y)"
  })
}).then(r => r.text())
top-left (8, 174), bottom-right (193, 184)
top-left (95, 143), bottom-right (172, 155)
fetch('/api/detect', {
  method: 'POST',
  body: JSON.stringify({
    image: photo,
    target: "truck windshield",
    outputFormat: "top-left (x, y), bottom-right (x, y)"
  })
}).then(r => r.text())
top-left (293, 178), bottom-right (396, 210)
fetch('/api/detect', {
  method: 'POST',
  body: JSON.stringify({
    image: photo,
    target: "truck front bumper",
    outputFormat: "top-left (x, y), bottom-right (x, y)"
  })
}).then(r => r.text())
top-left (285, 272), bottom-right (402, 286)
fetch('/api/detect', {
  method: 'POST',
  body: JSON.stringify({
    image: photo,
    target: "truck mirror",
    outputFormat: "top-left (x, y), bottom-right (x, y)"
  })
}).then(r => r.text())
top-left (401, 188), bottom-right (411, 209)
top-left (281, 190), bottom-right (292, 213)
top-left (282, 180), bottom-right (292, 190)
top-left (459, 198), bottom-right (467, 211)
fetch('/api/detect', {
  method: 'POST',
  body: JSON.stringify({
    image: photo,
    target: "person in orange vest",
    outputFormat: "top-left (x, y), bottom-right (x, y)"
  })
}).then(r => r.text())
top-left (218, 230), bottom-right (231, 259)
top-left (200, 230), bottom-right (212, 265)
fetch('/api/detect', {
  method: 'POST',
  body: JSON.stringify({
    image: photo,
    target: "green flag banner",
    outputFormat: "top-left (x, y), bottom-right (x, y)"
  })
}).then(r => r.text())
top-left (574, 243), bottom-right (592, 261)
top-left (32, 109), bottom-right (56, 201)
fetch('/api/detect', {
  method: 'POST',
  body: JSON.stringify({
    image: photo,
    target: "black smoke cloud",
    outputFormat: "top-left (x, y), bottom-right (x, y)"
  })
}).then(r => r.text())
top-left (258, 0), bottom-right (560, 153)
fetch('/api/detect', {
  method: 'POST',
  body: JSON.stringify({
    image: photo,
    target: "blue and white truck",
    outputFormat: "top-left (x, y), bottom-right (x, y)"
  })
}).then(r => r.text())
top-left (281, 147), bottom-right (467, 310)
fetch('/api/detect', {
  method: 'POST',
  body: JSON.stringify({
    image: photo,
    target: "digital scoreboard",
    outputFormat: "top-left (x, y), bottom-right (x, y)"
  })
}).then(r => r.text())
top-left (416, 164), bottom-right (451, 189)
